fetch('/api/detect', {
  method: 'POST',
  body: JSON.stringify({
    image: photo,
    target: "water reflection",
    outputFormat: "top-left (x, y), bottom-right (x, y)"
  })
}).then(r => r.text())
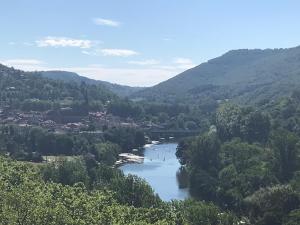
top-left (177, 166), bottom-right (189, 189)
top-left (120, 143), bottom-right (190, 201)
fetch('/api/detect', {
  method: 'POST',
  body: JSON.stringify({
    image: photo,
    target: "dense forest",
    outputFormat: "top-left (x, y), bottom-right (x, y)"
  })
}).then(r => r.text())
top-left (0, 64), bottom-right (116, 112)
top-left (0, 124), bottom-right (146, 163)
top-left (176, 91), bottom-right (300, 225)
top-left (2, 46), bottom-right (300, 224)
top-left (0, 64), bottom-right (209, 133)
top-left (0, 150), bottom-right (243, 224)
top-left (133, 46), bottom-right (300, 105)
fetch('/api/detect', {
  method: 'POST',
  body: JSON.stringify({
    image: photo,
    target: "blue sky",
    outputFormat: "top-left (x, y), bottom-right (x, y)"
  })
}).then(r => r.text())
top-left (1, 0), bottom-right (300, 86)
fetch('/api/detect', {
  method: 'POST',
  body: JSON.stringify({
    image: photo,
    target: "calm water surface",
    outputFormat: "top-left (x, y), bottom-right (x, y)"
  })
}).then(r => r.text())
top-left (120, 143), bottom-right (189, 201)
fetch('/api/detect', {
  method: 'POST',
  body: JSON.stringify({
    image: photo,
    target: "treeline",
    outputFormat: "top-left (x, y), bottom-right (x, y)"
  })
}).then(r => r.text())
top-left (0, 125), bottom-right (145, 163)
top-left (0, 64), bottom-right (116, 111)
top-left (0, 156), bottom-right (244, 224)
top-left (176, 98), bottom-right (300, 225)
top-left (107, 99), bottom-right (190, 118)
top-left (107, 99), bottom-right (214, 132)
top-left (0, 64), bottom-right (213, 133)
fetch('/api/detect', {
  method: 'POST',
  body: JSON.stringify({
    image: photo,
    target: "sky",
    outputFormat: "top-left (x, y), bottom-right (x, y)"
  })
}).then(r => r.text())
top-left (1, 0), bottom-right (300, 87)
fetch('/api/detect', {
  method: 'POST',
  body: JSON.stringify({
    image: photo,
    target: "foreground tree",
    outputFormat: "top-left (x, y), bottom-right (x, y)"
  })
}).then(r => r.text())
top-left (244, 185), bottom-right (300, 225)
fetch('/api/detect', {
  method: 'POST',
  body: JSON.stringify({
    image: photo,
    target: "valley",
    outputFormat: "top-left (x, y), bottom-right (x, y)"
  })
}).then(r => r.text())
top-left (2, 46), bottom-right (300, 225)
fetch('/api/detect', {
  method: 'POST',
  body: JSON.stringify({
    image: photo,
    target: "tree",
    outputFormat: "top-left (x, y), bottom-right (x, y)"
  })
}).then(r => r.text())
top-left (217, 139), bottom-right (277, 209)
top-left (93, 142), bottom-right (121, 165)
top-left (172, 199), bottom-right (241, 225)
top-left (189, 133), bottom-right (220, 172)
top-left (270, 129), bottom-right (300, 181)
top-left (55, 134), bottom-right (74, 155)
top-left (110, 174), bottom-right (162, 208)
top-left (189, 167), bottom-right (218, 201)
top-left (284, 209), bottom-right (300, 225)
top-left (216, 103), bottom-right (242, 141)
top-left (241, 111), bottom-right (271, 143)
top-left (244, 185), bottom-right (300, 225)
top-left (41, 159), bottom-right (90, 186)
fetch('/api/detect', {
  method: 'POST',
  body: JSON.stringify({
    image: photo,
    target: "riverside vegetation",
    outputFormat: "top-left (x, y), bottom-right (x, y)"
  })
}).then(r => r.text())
top-left (2, 47), bottom-right (300, 224)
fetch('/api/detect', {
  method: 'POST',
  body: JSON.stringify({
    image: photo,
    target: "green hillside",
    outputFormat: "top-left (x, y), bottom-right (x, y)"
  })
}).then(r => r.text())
top-left (0, 64), bottom-right (116, 110)
top-left (133, 46), bottom-right (300, 105)
top-left (41, 71), bottom-right (144, 97)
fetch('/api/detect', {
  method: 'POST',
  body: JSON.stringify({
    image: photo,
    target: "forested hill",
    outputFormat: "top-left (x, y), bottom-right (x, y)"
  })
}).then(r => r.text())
top-left (133, 46), bottom-right (300, 104)
top-left (41, 71), bottom-right (144, 97)
top-left (0, 64), bottom-right (116, 109)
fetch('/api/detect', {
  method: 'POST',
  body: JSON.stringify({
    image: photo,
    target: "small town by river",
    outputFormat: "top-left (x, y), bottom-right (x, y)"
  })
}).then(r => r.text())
top-left (120, 143), bottom-right (190, 201)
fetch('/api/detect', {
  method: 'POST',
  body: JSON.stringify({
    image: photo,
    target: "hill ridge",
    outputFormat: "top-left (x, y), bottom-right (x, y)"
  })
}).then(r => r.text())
top-left (132, 46), bottom-right (300, 104)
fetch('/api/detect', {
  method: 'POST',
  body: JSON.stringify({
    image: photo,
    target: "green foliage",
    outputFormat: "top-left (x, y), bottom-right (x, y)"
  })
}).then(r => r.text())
top-left (216, 103), bottom-right (271, 143)
top-left (104, 127), bottom-right (146, 151)
top-left (283, 209), bottom-right (300, 225)
top-left (0, 156), bottom-right (241, 224)
top-left (181, 134), bottom-right (277, 210)
top-left (0, 65), bottom-right (116, 111)
top-left (0, 157), bottom-right (164, 224)
top-left (41, 70), bottom-right (143, 97)
top-left (173, 199), bottom-right (242, 225)
top-left (189, 167), bottom-right (218, 201)
top-left (270, 129), bottom-right (300, 181)
top-left (216, 104), bottom-right (242, 141)
top-left (92, 142), bottom-right (121, 165)
top-left (108, 99), bottom-right (144, 118)
top-left (0, 124), bottom-right (147, 163)
top-left (0, 125), bottom-right (79, 159)
top-left (142, 103), bottom-right (190, 118)
top-left (21, 99), bottom-right (54, 111)
top-left (133, 47), bottom-right (300, 105)
top-left (109, 174), bottom-right (162, 208)
top-left (218, 139), bottom-right (277, 209)
top-left (244, 185), bottom-right (300, 225)
top-left (41, 158), bottom-right (90, 186)
top-left (241, 111), bottom-right (271, 143)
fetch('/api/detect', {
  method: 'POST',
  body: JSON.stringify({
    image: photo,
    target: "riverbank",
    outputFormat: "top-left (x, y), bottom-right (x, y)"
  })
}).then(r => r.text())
top-left (119, 143), bottom-right (190, 201)
top-left (114, 140), bottom-right (162, 167)
top-left (115, 153), bottom-right (144, 166)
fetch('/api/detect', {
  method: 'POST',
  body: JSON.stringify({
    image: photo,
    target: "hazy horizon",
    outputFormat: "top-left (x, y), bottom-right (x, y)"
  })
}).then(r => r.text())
top-left (1, 0), bottom-right (300, 86)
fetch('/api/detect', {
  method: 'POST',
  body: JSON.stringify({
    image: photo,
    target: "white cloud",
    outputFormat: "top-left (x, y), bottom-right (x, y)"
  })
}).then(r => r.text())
top-left (93, 18), bottom-right (120, 27)
top-left (2, 59), bottom-right (43, 65)
top-left (173, 57), bottom-right (193, 65)
top-left (128, 59), bottom-right (160, 66)
top-left (36, 37), bottom-right (93, 49)
top-left (0, 59), bottom-right (45, 71)
top-left (81, 50), bottom-right (95, 55)
top-left (0, 60), bottom-right (180, 86)
top-left (60, 66), bottom-right (179, 86)
top-left (101, 49), bottom-right (139, 57)
top-left (8, 42), bottom-right (16, 45)
top-left (0, 57), bottom-right (197, 86)
top-left (173, 57), bottom-right (196, 69)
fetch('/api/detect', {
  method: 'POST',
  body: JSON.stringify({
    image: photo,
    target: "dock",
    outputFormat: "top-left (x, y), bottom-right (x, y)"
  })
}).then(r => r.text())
top-left (115, 153), bottom-right (144, 166)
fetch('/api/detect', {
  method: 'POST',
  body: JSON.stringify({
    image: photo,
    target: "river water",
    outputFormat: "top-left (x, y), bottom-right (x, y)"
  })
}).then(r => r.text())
top-left (120, 143), bottom-right (190, 201)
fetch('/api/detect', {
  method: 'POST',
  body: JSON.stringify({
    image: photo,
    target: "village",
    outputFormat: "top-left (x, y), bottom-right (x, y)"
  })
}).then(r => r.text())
top-left (0, 107), bottom-right (144, 134)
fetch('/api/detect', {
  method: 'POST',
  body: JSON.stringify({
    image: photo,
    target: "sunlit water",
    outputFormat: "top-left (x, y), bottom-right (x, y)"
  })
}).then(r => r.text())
top-left (120, 143), bottom-right (190, 201)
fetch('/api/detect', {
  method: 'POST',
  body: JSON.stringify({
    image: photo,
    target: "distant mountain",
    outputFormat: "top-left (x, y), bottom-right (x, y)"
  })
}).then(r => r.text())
top-left (133, 46), bottom-right (300, 105)
top-left (0, 64), bottom-right (116, 109)
top-left (41, 71), bottom-right (144, 97)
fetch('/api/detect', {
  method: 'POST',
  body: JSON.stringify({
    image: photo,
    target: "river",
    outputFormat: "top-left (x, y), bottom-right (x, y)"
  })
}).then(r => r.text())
top-left (120, 143), bottom-right (190, 201)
